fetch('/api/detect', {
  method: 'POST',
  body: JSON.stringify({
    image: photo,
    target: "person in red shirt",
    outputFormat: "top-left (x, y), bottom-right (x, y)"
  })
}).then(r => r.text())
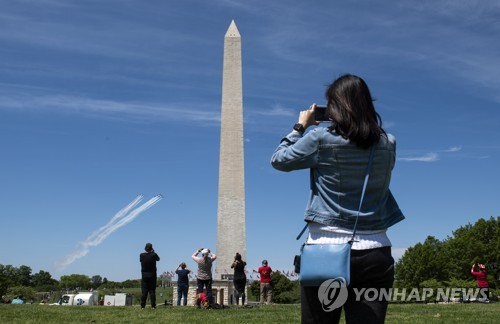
top-left (471, 263), bottom-right (489, 301)
top-left (197, 289), bottom-right (209, 308)
top-left (258, 260), bottom-right (273, 304)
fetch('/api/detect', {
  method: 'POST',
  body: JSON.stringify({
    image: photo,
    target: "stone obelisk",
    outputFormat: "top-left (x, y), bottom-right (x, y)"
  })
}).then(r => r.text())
top-left (215, 20), bottom-right (245, 280)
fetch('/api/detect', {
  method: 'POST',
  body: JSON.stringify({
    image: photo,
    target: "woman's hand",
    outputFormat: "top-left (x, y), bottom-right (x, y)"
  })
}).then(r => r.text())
top-left (298, 104), bottom-right (320, 130)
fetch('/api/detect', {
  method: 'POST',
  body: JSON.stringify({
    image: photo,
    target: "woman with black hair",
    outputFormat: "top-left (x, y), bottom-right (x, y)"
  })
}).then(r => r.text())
top-left (271, 74), bottom-right (405, 323)
top-left (231, 252), bottom-right (247, 305)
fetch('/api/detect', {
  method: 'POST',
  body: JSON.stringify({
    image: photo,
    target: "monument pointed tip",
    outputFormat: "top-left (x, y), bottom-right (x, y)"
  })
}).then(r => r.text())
top-left (225, 19), bottom-right (240, 38)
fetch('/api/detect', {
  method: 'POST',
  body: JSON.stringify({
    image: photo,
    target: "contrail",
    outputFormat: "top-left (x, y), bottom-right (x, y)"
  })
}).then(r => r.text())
top-left (56, 194), bottom-right (163, 270)
top-left (85, 194), bottom-right (144, 245)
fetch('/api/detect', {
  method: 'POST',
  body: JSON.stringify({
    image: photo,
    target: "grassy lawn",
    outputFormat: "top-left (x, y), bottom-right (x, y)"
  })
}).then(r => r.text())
top-left (0, 302), bottom-right (498, 323)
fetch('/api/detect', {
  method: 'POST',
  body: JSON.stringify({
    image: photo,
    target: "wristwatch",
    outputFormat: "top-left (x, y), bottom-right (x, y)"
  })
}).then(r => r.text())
top-left (293, 123), bottom-right (305, 134)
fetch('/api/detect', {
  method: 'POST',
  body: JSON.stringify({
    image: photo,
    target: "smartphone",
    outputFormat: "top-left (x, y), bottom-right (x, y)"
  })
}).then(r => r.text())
top-left (314, 105), bottom-right (329, 122)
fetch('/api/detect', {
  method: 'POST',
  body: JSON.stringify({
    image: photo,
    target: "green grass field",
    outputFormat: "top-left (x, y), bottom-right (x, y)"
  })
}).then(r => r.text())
top-left (0, 302), bottom-right (498, 323)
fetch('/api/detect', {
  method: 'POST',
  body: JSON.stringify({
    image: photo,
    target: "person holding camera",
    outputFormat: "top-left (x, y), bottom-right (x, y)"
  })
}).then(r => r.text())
top-left (471, 263), bottom-right (490, 301)
top-left (231, 252), bottom-right (247, 305)
top-left (271, 74), bottom-right (404, 323)
top-left (175, 262), bottom-right (191, 306)
top-left (139, 243), bottom-right (160, 309)
top-left (192, 248), bottom-right (217, 306)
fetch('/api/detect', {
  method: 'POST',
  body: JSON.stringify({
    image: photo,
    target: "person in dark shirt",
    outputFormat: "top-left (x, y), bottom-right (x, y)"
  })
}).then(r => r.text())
top-left (231, 252), bottom-right (247, 305)
top-left (175, 262), bottom-right (191, 306)
top-left (140, 242), bottom-right (160, 309)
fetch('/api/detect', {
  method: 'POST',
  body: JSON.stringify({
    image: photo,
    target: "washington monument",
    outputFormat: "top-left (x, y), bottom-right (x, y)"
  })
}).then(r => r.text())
top-left (215, 20), bottom-right (245, 280)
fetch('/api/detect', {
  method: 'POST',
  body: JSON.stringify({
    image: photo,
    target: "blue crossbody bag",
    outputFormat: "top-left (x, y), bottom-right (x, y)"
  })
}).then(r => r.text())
top-left (295, 147), bottom-right (375, 287)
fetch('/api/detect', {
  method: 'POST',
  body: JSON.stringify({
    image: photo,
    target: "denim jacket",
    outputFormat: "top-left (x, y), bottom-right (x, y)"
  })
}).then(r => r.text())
top-left (271, 127), bottom-right (404, 231)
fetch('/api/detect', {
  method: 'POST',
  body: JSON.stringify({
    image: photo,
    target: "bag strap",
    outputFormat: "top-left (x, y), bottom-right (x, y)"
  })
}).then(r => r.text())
top-left (349, 146), bottom-right (375, 242)
top-left (296, 146), bottom-right (375, 242)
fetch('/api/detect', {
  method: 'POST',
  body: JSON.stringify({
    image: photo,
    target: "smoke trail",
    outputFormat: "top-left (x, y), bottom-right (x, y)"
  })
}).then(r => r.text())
top-left (56, 194), bottom-right (163, 270)
top-left (83, 195), bottom-right (162, 247)
top-left (85, 194), bottom-right (144, 244)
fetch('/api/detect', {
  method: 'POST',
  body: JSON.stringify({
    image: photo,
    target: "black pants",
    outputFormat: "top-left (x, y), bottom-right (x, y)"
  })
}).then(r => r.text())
top-left (233, 278), bottom-right (247, 304)
top-left (301, 247), bottom-right (394, 324)
top-left (197, 279), bottom-right (213, 305)
top-left (141, 277), bottom-right (157, 308)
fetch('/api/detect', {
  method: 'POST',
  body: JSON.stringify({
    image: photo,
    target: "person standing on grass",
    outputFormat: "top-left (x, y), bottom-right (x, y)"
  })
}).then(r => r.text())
top-left (231, 252), bottom-right (247, 305)
top-left (258, 259), bottom-right (273, 304)
top-left (175, 262), bottom-right (191, 306)
top-left (471, 263), bottom-right (490, 301)
top-left (192, 248), bottom-right (217, 307)
top-left (140, 242), bottom-right (160, 309)
top-left (271, 74), bottom-right (404, 323)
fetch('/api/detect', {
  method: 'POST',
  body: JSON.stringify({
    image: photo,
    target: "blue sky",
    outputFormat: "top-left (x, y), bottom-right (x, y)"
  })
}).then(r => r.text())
top-left (1, 0), bottom-right (499, 282)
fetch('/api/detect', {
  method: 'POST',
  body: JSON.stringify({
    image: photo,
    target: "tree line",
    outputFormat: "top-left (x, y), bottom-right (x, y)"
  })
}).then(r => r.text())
top-left (0, 265), bottom-right (141, 301)
top-left (0, 262), bottom-right (301, 304)
top-left (395, 216), bottom-right (499, 292)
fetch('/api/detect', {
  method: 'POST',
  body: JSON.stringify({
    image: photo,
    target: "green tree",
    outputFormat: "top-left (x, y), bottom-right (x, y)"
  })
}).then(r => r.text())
top-left (91, 275), bottom-right (102, 288)
top-left (100, 280), bottom-right (119, 289)
top-left (395, 236), bottom-right (448, 288)
top-left (270, 271), bottom-right (299, 304)
top-left (0, 264), bottom-right (18, 296)
top-left (6, 286), bottom-right (37, 302)
top-left (32, 270), bottom-right (58, 291)
top-left (59, 274), bottom-right (91, 290)
top-left (444, 217), bottom-right (499, 282)
top-left (0, 264), bottom-right (33, 292)
top-left (17, 265), bottom-right (32, 287)
top-left (121, 279), bottom-right (140, 288)
top-left (395, 217), bottom-right (499, 289)
top-left (248, 272), bottom-right (299, 304)
top-left (249, 280), bottom-right (260, 301)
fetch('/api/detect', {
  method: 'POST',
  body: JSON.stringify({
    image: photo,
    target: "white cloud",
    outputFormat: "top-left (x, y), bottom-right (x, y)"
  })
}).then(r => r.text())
top-left (399, 153), bottom-right (439, 162)
top-left (382, 121), bottom-right (396, 130)
top-left (250, 105), bottom-right (295, 117)
top-left (0, 9), bottom-right (205, 62)
top-left (444, 146), bottom-right (462, 153)
top-left (0, 93), bottom-right (221, 124)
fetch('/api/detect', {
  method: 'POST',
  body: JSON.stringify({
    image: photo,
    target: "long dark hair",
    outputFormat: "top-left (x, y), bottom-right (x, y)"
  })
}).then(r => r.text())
top-left (325, 74), bottom-right (384, 149)
top-left (234, 253), bottom-right (246, 270)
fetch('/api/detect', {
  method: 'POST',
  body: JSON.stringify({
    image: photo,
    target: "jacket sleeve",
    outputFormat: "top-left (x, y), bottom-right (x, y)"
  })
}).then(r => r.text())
top-left (271, 129), bottom-right (321, 171)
